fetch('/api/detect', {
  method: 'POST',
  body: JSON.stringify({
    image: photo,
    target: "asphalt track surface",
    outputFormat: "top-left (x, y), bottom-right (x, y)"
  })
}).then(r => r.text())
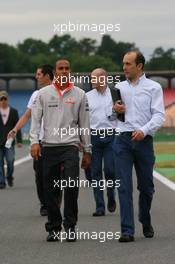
top-left (0, 146), bottom-right (175, 264)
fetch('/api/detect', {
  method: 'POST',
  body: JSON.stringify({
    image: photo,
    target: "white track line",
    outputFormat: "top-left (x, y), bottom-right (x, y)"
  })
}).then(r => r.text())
top-left (4, 154), bottom-right (32, 169)
top-left (153, 170), bottom-right (175, 192)
top-left (14, 154), bottom-right (32, 166)
top-left (4, 155), bottom-right (32, 170)
top-left (6, 154), bottom-right (175, 192)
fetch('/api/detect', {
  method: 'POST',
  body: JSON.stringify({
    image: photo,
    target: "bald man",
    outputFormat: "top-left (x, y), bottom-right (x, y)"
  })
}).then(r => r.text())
top-left (86, 68), bottom-right (117, 217)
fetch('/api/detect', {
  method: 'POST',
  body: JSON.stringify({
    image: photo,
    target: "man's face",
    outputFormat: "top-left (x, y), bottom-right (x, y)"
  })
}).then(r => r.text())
top-left (91, 71), bottom-right (106, 92)
top-left (55, 60), bottom-right (70, 85)
top-left (35, 68), bottom-right (50, 87)
top-left (123, 52), bottom-right (141, 81)
top-left (0, 97), bottom-right (8, 108)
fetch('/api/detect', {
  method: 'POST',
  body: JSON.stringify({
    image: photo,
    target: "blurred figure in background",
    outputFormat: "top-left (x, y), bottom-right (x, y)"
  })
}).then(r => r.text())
top-left (0, 90), bottom-right (22, 189)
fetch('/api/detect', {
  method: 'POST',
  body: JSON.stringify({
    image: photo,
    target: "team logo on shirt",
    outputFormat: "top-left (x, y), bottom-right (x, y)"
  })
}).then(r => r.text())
top-left (48, 98), bottom-right (58, 107)
top-left (65, 97), bottom-right (76, 104)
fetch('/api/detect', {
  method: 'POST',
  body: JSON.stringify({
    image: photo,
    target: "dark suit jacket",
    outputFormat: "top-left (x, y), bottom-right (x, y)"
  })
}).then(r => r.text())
top-left (0, 107), bottom-right (22, 146)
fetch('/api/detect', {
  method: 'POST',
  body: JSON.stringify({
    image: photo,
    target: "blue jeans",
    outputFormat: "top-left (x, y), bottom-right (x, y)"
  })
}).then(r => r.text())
top-left (113, 133), bottom-right (155, 236)
top-left (91, 134), bottom-right (116, 212)
top-left (0, 146), bottom-right (15, 184)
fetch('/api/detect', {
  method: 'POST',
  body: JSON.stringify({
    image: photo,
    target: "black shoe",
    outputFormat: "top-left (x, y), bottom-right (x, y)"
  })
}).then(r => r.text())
top-left (65, 227), bottom-right (76, 242)
top-left (0, 183), bottom-right (6, 189)
top-left (119, 234), bottom-right (135, 242)
top-left (7, 179), bottom-right (13, 187)
top-left (40, 206), bottom-right (48, 216)
top-left (143, 225), bottom-right (154, 238)
top-left (107, 199), bottom-right (116, 213)
top-left (92, 211), bottom-right (105, 217)
top-left (46, 230), bottom-right (60, 242)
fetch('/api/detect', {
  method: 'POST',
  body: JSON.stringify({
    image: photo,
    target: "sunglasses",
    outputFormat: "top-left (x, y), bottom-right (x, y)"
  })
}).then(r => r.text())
top-left (0, 97), bottom-right (7, 101)
top-left (57, 67), bottom-right (70, 70)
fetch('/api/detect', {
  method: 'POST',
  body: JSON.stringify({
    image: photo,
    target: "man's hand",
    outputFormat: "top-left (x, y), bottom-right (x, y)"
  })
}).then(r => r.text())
top-left (132, 130), bottom-right (145, 141)
top-left (81, 152), bottom-right (91, 169)
top-left (7, 128), bottom-right (17, 139)
top-left (30, 144), bottom-right (41, 160)
top-left (113, 101), bottom-right (125, 114)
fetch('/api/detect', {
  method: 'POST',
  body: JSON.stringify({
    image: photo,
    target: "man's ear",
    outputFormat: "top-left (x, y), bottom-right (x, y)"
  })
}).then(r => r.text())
top-left (53, 69), bottom-right (57, 78)
top-left (138, 63), bottom-right (143, 71)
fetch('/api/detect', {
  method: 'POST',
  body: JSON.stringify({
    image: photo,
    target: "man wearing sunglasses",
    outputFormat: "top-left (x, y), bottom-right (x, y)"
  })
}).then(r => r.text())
top-left (0, 90), bottom-right (22, 189)
top-left (30, 59), bottom-right (91, 242)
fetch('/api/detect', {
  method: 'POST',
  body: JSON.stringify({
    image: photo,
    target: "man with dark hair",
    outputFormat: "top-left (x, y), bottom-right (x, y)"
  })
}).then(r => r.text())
top-left (37, 64), bottom-right (54, 82)
top-left (30, 59), bottom-right (91, 242)
top-left (129, 50), bottom-right (146, 69)
top-left (112, 51), bottom-right (165, 242)
top-left (0, 90), bottom-right (22, 189)
top-left (135, 51), bottom-right (145, 69)
top-left (8, 64), bottom-right (53, 216)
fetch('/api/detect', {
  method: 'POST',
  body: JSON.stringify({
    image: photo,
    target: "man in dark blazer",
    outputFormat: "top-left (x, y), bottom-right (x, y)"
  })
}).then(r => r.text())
top-left (0, 90), bottom-right (22, 189)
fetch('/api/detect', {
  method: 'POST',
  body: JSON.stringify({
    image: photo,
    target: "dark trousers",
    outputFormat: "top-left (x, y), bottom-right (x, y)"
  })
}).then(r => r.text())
top-left (42, 146), bottom-right (79, 232)
top-left (91, 134), bottom-right (116, 212)
top-left (84, 167), bottom-right (92, 183)
top-left (33, 156), bottom-right (46, 207)
top-left (113, 132), bottom-right (155, 235)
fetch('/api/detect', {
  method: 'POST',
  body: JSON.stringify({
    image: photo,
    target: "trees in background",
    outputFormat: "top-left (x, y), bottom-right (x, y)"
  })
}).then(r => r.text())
top-left (145, 47), bottom-right (175, 70)
top-left (0, 35), bottom-right (174, 73)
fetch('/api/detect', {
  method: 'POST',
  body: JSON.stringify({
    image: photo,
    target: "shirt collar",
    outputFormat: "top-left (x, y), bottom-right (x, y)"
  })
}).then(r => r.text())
top-left (96, 86), bottom-right (109, 96)
top-left (52, 80), bottom-right (74, 97)
top-left (127, 73), bottom-right (146, 85)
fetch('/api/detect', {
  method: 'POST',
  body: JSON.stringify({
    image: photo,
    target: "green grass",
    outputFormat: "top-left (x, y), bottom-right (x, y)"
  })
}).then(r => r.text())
top-left (156, 153), bottom-right (175, 162)
top-left (154, 132), bottom-right (175, 142)
top-left (155, 141), bottom-right (175, 182)
top-left (156, 168), bottom-right (175, 182)
top-left (22, 139), bottom-right (30, 145)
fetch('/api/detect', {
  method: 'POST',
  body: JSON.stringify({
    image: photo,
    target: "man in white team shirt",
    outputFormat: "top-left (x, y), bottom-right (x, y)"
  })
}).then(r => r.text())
top-left (8, 64), bottom-right (53, 216)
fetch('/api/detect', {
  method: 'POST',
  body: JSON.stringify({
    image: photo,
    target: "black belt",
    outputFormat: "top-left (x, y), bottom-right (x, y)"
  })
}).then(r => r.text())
top-left (120, 132), bottom-right (152, 139)
top-left (120, 131), bottom-right (133, 136)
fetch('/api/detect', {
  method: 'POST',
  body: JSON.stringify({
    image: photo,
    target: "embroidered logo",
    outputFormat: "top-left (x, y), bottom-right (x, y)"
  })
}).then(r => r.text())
top-left (65, 97), bottom-right (76, 104)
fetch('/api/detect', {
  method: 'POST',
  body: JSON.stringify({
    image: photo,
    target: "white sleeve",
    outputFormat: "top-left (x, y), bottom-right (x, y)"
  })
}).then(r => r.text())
top-left (30, 92), bottom-right (43, 145)
top-left (140, 84), bottom-right (165, 136)
top-left (27, 91), bottom-right (38, 109)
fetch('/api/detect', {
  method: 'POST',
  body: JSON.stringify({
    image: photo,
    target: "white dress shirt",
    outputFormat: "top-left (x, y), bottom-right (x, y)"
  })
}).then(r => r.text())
top-left (115, 74), bottom-right (165, 136)
top-left (86, 86), bottom-right (116, 129)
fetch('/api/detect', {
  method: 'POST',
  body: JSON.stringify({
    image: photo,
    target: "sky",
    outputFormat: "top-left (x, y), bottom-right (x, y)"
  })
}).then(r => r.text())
top-left (0, 0), bottom-right (174, 59)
